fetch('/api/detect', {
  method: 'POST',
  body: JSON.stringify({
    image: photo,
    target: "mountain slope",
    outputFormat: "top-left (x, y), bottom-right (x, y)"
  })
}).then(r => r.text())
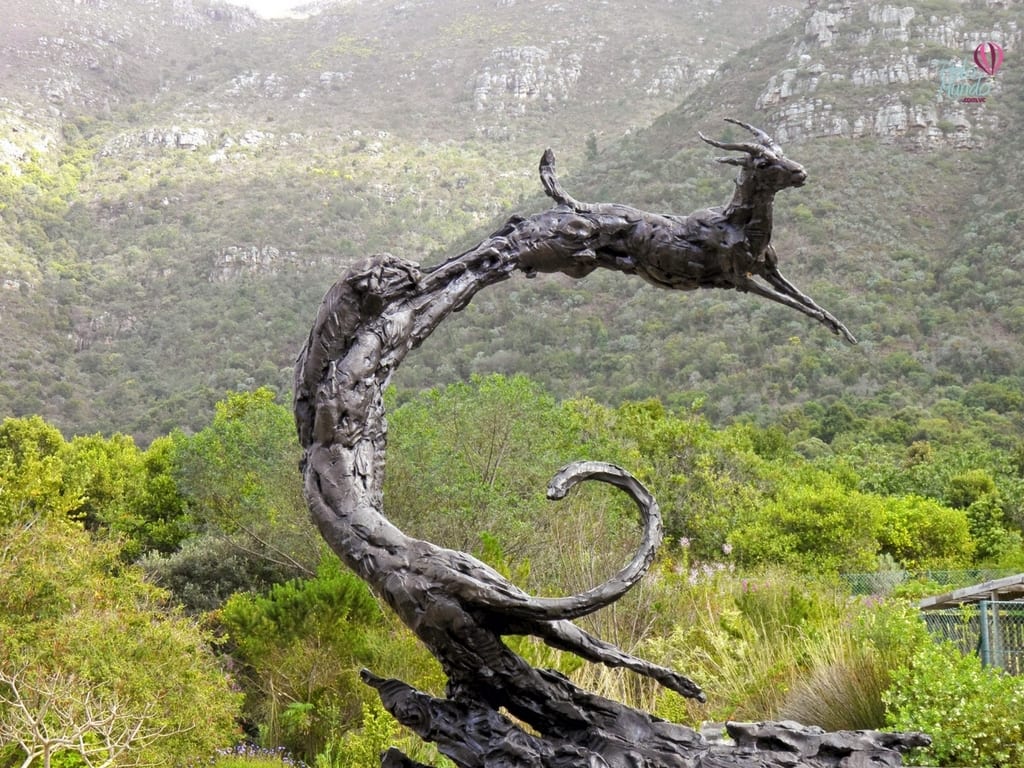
top-left (0, 0), bottom-right (803, 439)
top-left (397, 0), bottom-right (1024, 435)
top-left (2, 0), bottom-right (1022, 445)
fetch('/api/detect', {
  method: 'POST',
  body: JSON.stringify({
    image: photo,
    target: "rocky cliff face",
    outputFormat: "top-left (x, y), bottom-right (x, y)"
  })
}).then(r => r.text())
top-left (211, 244), bottom-right (317, 281)
top-left (472, 45), bottom-right (584, 114)
top-left (0, 0), bottom-right (256, 115)
top-left (466, 4), bottom-right (802, 125)
top-left (754, 1), bottom-right (1020, 149)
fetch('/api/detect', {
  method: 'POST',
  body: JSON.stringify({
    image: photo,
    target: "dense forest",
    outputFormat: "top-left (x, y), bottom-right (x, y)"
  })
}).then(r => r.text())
top-left (5, 377), bottom-right (1024, 767)
top-left (3, 0), bottom-right (1024, 766)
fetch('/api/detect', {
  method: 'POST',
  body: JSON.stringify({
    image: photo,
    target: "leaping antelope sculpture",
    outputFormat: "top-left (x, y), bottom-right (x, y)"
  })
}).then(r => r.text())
top-left (294, 121), bottom-right (922, 768)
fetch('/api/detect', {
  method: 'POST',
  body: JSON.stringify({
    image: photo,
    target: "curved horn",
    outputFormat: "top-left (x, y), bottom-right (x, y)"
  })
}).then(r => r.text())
top-left (722, 117), bottom-right (783, 153)
top-left (698, 132), bottom-right (768, 157)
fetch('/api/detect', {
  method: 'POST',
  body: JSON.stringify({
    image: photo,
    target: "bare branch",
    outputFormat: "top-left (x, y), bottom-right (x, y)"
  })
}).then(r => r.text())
top-left (0, 665), bottom-right (189, 768)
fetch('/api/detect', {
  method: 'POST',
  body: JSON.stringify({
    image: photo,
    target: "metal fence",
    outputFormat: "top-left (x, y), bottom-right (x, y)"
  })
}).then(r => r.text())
top-left (922, 601), bottom-right (1024, 674)
top-left (842, 569), bottom-right (1015, 597)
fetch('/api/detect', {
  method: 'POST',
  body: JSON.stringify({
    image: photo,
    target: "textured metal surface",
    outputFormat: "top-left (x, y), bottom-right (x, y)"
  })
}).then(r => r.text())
top-left (293, 124), bottom-right (925, 767)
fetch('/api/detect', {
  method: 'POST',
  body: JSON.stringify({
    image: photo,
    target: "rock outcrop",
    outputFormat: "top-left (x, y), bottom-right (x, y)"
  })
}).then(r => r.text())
top-left (472, 46), bottom-right (584, 113)
top-left (753, 1), bottom-right (1020, 149)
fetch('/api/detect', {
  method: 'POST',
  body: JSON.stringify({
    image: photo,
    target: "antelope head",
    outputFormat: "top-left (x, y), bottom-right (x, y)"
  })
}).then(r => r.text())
top-left (699, 118), bottom-right (807, 192)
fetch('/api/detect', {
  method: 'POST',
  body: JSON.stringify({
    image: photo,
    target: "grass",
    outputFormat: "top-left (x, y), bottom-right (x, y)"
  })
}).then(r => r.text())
top-left (778, 621), bottom-right (891, 730)
top-left (209, 744), bottom-right (309, 767)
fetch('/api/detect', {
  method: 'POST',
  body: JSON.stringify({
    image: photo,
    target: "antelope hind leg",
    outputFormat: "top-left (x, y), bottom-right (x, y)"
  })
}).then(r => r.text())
top-left (534, 619), bottom-right (706, 701)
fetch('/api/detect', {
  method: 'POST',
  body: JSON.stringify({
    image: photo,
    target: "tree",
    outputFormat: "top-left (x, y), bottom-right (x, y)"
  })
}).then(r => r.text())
top-left (0, 416), bottom-right (189, 562)
top-left (385, 374), bottom-right (582, 558)
top-left (876, 495), bottom-right (974, 569)
top-left (965, 493), bottom-right (1021, 564)
top-left (0, 667), bottom-right (179, 768)
top-left (62, 433), bottom-right (190, 560)
top-left (172, 388), bottom-right (320, 579)
top-left (0, 416), bottom-right (80, 526)
top-left (730, 470), bottom-right (883, 573)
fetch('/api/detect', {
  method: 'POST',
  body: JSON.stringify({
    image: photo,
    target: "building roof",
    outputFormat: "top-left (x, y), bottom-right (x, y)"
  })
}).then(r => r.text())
top-left (920, 573), bottom-right (1024, 610)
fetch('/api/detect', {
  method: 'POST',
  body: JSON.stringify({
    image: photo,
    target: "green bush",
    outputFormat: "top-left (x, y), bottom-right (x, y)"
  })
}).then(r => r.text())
top-left (876, 495), bottom-right (974, 569)
top-left (218, 559), bottom-right (442, 762)
top-left (143, 535), bottom-right (299, 614)
top-left (729, 473), bottom-right (884, 573)
top-left (315, 703), bottom-right (398, 768)
top-left (315, 701), bottom-right (454, 768)
top-left (218, 558), bottom-right (383, 759)
top-left (0, 517), bottom-right (242, 768)
top-left (884, 638), bottom-right (1024, 768)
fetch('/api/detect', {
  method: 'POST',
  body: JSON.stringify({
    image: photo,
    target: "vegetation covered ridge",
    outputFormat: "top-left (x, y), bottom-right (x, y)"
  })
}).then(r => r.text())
top-left (2, 0), bottom-right (1022, 442)
top-left (4, 377), bottom-right (1024, 766)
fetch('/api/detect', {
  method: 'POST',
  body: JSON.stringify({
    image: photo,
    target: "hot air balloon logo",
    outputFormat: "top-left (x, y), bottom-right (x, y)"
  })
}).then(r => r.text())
top-left (938, 42), bottom-right (1004, 103)
top-left (973, 42), bottom-right (1004, 77)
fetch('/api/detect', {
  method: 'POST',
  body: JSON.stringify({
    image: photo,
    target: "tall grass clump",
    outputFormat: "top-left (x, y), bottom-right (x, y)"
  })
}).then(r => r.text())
top-left (631, 568), bottom-right (930, 732)
top-left (642, 568), bottom-right (852, 725)
top-left (779, 600), bottom-right (929, 731)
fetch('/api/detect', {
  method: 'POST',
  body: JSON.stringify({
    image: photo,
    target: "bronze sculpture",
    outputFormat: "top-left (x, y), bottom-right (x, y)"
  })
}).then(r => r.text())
top-left (293, 121), bottom-right (922, 768)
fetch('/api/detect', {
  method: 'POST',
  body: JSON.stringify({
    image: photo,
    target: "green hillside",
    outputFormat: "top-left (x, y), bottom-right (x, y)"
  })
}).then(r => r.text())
top-left (397, 0), bottom-right (1024, 439)
top-left (1, 0), bottom-right (1021, 444)
top-left (0, 0), bottom-right (803, 439)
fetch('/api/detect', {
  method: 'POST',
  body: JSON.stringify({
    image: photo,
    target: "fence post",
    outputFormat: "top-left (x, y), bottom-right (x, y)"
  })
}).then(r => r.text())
top-left (979, 600), bottom-right (991, 667)
top-left (992, 600), bottom-right (1005, 670)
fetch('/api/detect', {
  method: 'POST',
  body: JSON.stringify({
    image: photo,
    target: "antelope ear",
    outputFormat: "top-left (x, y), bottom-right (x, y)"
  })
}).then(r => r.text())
top-left (714, 156), bottom-right (750, 167)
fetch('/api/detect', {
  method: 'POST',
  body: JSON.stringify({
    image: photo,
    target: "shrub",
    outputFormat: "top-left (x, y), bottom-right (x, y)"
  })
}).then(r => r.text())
top-left (730, 476), bottom-right (884, 573)
top-left (143, 534), bottom-right (299, 613)
top-left (314, 702), bottom-right (453, 768)
top-left (884, 637), bottom-right (1024, 767)
top-left (0, 519), bottom-right (241, 768)
top-left (876, 495), bottom-right (974, 569)
top-left (218, 559), bottom-right (442, 762)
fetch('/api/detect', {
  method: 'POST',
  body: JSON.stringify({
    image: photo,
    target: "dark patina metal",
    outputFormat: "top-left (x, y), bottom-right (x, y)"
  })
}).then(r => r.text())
top-left (294, 122), bottom-right (924, 768)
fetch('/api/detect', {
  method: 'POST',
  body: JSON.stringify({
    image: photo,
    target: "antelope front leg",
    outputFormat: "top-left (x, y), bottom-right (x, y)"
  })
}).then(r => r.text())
top-left (737, 274), bottom-right (857, 344)
top-left (761, 268), bottom-right (857, 344)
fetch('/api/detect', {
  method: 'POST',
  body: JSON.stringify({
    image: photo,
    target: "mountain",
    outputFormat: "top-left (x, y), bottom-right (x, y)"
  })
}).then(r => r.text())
top-left (1, 0), bottom-right (1021, 444)
top-left (398, 0), bottom-right (1024, 442)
